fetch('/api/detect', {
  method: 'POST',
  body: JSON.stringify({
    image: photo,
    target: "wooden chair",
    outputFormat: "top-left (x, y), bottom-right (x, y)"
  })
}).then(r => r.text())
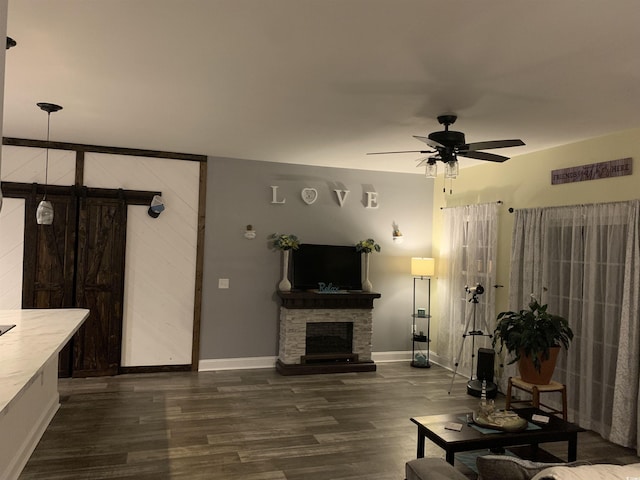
top-left (505, 376), bottom-right (567, 420)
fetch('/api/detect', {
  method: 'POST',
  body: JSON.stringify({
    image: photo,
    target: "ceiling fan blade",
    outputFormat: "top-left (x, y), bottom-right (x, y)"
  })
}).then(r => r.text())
top-left (366, 150), bottom-right (432, 155)
top-left (459, 150), bottom-right (509, 162)
top-left (461, 139), bottom-right (525, 151)
top-left (413, 135), bottom-right (444, 149)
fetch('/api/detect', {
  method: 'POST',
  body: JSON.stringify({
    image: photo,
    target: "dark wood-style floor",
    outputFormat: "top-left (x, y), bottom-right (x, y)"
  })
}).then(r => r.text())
top-left (19, 363), bottom-right (639, 479)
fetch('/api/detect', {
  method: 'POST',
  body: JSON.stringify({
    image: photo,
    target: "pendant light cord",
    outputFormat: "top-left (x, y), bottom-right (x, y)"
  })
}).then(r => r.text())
top-left (43, 112), bottom-right (51, 200)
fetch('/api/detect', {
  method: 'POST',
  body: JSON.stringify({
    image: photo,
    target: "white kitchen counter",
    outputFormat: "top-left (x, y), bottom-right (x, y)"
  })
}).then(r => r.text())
top-left (0, 308), bottom-right (89, 480)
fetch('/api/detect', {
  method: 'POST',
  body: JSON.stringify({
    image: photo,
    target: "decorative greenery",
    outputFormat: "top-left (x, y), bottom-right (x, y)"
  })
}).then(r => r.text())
top-left (492, 295), bottom-right (574, 373)
top-left (269, 233), bottom-right (300, 251)
top-left (355, 238), bottom-right (381, 254)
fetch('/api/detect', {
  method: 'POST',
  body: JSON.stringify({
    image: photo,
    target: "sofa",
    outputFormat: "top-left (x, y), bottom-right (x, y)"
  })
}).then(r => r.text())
top-left (406, 456), bottom-right (640, 480)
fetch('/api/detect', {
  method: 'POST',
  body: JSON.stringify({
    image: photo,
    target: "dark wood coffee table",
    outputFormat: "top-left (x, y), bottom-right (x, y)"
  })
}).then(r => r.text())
top-left (410, 408), bottom-right (584, 465)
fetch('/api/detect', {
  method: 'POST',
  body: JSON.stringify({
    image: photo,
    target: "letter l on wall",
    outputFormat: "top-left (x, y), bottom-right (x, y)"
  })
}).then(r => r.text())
top-left (271, 186), bottom-right (286, 204)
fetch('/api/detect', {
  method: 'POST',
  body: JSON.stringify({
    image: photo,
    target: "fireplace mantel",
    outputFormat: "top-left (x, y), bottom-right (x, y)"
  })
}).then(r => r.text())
top-left (277, 291), bottom-right (381, 309)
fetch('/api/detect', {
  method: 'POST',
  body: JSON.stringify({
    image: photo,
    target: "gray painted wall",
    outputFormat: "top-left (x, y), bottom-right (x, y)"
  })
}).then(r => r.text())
top-left (200, 157), bottom-right (434, 359)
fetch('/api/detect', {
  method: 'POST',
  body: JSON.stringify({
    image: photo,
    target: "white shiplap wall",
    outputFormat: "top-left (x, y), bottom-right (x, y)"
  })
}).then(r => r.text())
top-left (0, 145), bottom-right (76, 184)
top-left (0, 145), bottom-right (200, 367)
top-left (0, 198), bottom-right (25, 309)
top-left (85, 153), bottom-right (199, 366)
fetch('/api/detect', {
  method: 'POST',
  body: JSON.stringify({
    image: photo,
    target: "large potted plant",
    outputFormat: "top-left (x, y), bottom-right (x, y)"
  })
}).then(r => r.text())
top-left (492, 295), bottom-right (573, 385)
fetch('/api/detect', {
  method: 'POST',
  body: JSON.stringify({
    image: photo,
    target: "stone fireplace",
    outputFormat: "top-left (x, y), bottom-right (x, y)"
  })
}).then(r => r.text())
top-left (276, 291), bottom-right (381, 375)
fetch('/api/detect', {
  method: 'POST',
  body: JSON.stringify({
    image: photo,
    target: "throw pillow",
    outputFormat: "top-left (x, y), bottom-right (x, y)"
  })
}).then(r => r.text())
top-left (476, 455), bottom-right (591, 480)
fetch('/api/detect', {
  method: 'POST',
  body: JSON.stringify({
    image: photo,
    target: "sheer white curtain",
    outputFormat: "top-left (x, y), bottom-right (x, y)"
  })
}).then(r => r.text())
top-left (510, 200), bottom-right (640, 452)
top-left (437, 203), bottom-right (498, 380)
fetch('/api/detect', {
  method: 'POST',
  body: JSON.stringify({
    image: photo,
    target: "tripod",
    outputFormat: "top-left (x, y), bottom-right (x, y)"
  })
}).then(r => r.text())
top-left (447, 285), bottom-right (495, 395)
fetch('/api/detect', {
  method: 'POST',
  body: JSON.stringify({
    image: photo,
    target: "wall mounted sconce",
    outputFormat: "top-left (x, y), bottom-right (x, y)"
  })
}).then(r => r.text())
top-left (392, 221), bottom-right (404, 244)
top-left (244, 224), bottom-right (256, 239)
top-left (147, 195), bottom-right (165, 218)
top-left (35, 102), bottom-right (63, 225)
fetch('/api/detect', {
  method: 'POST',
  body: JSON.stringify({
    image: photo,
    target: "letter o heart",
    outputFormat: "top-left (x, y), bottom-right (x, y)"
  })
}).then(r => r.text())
top-left (301, 188), bottom-right (318, 205)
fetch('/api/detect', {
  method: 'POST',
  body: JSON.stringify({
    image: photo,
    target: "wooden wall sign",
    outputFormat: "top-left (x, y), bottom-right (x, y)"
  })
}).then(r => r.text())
top-left (551, 157), bottom-right (632, 185)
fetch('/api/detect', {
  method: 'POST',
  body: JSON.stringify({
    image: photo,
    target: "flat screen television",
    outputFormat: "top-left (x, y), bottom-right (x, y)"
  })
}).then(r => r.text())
top-left (291, 244), bottom-right (362, 291)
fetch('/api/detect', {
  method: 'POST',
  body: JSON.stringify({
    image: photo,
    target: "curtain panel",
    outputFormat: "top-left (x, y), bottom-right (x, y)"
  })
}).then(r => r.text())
top-left (437, 203), bottom-right (498, 383)
top-left (510, 200), bottom-right (640, 452)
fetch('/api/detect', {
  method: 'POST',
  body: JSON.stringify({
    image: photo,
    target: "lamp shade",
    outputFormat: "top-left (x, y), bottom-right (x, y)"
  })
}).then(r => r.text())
top-left (36, 200), bottom-right (54, 225)
top-left (411, 257), bottom-right (435, 277)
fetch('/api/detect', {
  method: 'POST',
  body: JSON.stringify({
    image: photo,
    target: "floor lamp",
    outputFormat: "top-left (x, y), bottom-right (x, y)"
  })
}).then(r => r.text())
top-left (411, 257), bottom-right (435, 368)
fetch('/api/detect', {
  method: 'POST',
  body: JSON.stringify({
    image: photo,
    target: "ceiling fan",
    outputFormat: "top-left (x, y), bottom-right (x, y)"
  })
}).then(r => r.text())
top-left (367, 114), bottom-right (525, 179)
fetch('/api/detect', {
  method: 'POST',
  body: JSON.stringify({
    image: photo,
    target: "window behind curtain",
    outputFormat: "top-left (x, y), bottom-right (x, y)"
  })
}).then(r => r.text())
top-left (511, 201), bottom-right (636, 444)
top-left (544, 209), bottom-right (627, 434)
top-left (437, 203), bottom-right (498, 378)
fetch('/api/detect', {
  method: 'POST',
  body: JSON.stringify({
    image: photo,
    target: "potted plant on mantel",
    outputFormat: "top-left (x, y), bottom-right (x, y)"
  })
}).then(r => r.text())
top-left (355, 238), bottom-right (380, 292)
top-left (270, 233), bottom-right (300, 292)
top-left (492, 295), bottom-right (574, 385)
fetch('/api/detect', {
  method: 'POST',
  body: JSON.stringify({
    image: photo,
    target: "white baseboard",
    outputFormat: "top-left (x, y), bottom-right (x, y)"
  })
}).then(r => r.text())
top-left (198, 356), bottom-right (277, 371)
top-left (371, 350), bottom-right (412, 363)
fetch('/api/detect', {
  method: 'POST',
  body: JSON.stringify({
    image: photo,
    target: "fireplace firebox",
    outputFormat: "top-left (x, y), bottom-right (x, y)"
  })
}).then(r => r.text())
top-left (303, 322), bottom-right (356, 364)
top-left (306, 321), bottom-right (353, 355)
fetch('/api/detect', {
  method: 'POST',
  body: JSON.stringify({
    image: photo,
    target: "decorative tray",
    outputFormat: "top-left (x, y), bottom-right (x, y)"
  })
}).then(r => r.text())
top-left (473, 410), bottom-right (528, 432)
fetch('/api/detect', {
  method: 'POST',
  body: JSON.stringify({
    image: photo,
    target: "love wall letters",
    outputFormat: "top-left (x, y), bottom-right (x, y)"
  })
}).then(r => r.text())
top-left (270, 185), bottom-right (379, 209)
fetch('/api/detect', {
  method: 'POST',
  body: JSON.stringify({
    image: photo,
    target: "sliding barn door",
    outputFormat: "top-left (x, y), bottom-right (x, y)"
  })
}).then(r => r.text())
top-left (22, 190), bottom-right (78, 377)
top-left (22, 189), bottom-right (127, 377)
top-left (22, 191), bottom-right (77, 309)
top-left (72, 196), bottom-right (127, 377)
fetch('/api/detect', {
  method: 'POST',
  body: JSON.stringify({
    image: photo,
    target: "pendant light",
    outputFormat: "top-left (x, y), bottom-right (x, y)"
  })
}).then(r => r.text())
top-left (35, 102), bottom-right (63, 225)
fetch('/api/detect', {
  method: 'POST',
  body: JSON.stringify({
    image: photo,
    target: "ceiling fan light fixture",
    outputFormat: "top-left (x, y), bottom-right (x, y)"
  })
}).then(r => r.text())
top-left (368, 114), bottom-right (524, 190)
top-left (425, 159), bottom-right (437, 178)
top-left (444, 160), bottom-right (459, 179)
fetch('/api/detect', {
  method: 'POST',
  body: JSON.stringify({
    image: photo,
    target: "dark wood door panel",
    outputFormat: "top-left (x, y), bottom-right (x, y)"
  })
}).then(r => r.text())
top-left (21, 188), bottom-right (128, 377)
top-left (72, 197), bottom-right (127, 377)
top-left (22, 191), bottom-right (77, 309)
top-left (20, 191), bottom-right (78, 377)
